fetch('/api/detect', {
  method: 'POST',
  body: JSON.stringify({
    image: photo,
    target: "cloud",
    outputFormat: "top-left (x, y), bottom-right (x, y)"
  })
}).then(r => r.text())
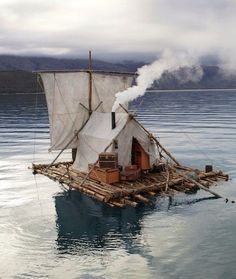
top-left (0, 0), bottom-right (235, 67)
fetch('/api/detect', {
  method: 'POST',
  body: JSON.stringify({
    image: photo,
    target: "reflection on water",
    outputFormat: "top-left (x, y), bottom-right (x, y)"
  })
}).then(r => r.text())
top-left (1, 90), bottom-right (236, 278)
top-left (55, 191), bottom-right (147, 253)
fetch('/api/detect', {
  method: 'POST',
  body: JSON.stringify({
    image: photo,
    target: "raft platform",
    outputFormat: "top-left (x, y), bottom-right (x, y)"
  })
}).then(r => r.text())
top-left (32, 162), bottom-right (229, 208)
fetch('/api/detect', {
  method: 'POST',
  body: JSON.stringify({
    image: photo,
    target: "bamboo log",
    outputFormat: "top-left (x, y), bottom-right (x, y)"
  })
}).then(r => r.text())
top-left (174, 165), bottom-right (194, 171)
top-left (69, 182), bottom-right (106, 201)
top-left (198, 179), bottom-right (210, 187)
top-left (78, 183), bottom-right (112, 202)
top-left (165, 164), bottom-right (170, 192)
top-left (109, 200), bottom-right (125, 208)
top-left (37, 169), bottom-right (107, 202)
top-left (33, 161), bottom-right (72, 170)
top-left (149, 176), bottom-right (164, 183)
top-left (184, 182), bottom-right (196, 188)
top-left (134, 194), bottom-right (149, 203)
top-left (107, 203), bottom-right (115, 208)
top-left (123, 198), bottom-right (138, 207)
top-left (54, 171), bottom-right (115, 201)
top-left (148, 191), bottom-right (157, 196)
top-left (201, 177), bottom-right (216, 185)
top-left (41, 165), bottom-right (129, 202)
top-left (60, 168), bottom-right (116, 195)
top-left (180, 182), bottom-right (194, 190)
top-left (42, 169), bottom-right (107, 199)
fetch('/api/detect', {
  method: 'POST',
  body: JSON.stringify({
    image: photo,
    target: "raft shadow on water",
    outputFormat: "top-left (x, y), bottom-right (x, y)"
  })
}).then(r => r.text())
top-left (54, 190), bottom-right (153, 254)
top-left (54, 190), bottom-right (216, 254)
top-left (168, 195), bottom-right (218, 208)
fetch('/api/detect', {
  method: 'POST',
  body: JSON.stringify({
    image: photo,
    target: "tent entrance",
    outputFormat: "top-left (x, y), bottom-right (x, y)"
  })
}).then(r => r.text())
top-left (131, 138), bottom-right (150, 170)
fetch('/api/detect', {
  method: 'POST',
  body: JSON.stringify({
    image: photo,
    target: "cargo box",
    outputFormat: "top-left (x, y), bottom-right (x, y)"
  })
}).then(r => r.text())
top-left (121, 168), bottom-right (141, 181)
top-left (125, 165), bottom-right (138, 171)
top-left (89, 165), bottom-right (120, 184)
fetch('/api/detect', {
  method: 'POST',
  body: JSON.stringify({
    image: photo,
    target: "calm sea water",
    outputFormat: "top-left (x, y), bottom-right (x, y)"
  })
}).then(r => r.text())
top-left (0, 90), bottom-right (236, 279)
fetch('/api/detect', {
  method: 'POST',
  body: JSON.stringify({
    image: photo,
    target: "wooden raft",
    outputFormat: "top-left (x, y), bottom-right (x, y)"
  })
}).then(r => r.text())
top-left (32, 162), bottom-right (229, 208)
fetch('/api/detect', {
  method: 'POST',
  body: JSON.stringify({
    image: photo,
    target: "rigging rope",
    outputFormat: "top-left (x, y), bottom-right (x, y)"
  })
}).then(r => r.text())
top-left (33, 74), bottom-right (39, 163)
top-left (183, 131), bottom-right (215, 165)
top-left (32, 74), bottom-right (45, 217)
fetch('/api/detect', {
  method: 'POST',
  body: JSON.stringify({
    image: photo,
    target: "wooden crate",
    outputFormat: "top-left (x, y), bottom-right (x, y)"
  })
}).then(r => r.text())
top-left (121, 168), bottom-right (141, 181)
top-left (89, 166), bottom-right (120, 184)
top-left (125, 165), bottom-right (138, 171)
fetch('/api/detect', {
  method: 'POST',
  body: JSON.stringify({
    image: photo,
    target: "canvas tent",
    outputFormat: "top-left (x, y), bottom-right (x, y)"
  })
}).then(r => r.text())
top-left (72, 111), bottom-right (159, 172)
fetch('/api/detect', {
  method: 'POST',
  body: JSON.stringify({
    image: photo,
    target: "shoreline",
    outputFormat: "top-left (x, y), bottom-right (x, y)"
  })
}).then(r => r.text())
top-left (1, 88), bottom-right (236, 95)
top-left (147, 88), bottom-right (236, 93)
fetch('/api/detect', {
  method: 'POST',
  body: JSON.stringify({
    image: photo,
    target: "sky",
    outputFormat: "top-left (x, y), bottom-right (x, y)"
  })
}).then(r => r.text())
top-left (0, 0), bottom-right (235, 64)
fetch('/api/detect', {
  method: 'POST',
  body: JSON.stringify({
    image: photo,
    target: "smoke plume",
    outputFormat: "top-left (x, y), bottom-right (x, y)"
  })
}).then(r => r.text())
top-left (112, 50), bottom-right (203, 112)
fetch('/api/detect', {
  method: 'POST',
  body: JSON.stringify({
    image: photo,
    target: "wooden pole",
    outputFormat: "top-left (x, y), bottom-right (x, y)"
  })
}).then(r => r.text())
top-left (88, 50), bottom-right (92, 115)
top-left (165, 163), bottom-right (170, 192)
top-left (179, 172), bottom-right (223, 199)
top-left (169, 165), bottom-right (223, 199)
top-left (119, 104), bottom-right (181, 166)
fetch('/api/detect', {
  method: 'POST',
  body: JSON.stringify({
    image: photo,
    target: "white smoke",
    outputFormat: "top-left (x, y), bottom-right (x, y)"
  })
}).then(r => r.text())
top-left (171, 65), bottom-right (203, 84)
top-left (219, 54), bottom-right (236, 79)
top-left (112, 50), bottom-right (203, 112)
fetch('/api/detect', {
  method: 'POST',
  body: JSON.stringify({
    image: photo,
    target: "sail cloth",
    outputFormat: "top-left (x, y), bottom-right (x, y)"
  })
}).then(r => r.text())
top-left (72, 112), bottom-right (159, 172)
top-left (39, 71), bottom-right (134, 150)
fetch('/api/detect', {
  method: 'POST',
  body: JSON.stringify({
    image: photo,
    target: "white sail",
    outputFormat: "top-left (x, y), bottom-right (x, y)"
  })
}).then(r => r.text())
top-left (91, 73), bottom-right (133, 112)
top-left (40, 71), bottom-right (134, 150)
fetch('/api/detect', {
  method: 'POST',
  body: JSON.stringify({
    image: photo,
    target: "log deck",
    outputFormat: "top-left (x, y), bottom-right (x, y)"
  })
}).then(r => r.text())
top-left (32, 162), bottom-right (229, 208)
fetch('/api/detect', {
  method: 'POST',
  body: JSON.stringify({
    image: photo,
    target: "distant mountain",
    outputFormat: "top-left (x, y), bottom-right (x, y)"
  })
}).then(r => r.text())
top-left (154, 65), bottom-right (236, 90)
top-left (0, 55), bottom-right (144, 94)
top-left (0, 55), bottom-right (235, 94)
top-left (0, 55), bottom-right (143, 72)
top-left (0, 71), bottom-right (37, 94)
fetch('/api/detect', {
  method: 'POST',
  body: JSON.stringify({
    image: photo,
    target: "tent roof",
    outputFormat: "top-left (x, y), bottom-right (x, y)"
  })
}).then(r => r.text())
top-left (80, 111), bottom-right (129, 140)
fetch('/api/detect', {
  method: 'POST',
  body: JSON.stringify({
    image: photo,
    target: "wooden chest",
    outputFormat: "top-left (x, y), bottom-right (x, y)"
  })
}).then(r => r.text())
top-left (89, 165), bottom-right (120, 184)
top-left (125, 165), bottom-right (138, 171)
top-left (99, 152), bottom-right (118, 169)
top-left (121, 166), bottom-right (141, 181)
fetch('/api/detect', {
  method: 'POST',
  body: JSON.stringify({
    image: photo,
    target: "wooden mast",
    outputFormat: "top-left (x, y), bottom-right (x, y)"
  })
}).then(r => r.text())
top-left (88, 50), bottom-right (92, 115)
top-left (72, 51), bottom-right (93, 162)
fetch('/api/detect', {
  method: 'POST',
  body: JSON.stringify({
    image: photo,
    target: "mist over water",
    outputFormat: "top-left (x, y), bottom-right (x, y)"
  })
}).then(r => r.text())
top-left (1, 91), bottom-right (236, 278)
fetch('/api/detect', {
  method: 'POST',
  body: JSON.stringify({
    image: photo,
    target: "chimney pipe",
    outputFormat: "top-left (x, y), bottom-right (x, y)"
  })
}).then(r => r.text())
top-left (111, 112), bottom-right (116, 129)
